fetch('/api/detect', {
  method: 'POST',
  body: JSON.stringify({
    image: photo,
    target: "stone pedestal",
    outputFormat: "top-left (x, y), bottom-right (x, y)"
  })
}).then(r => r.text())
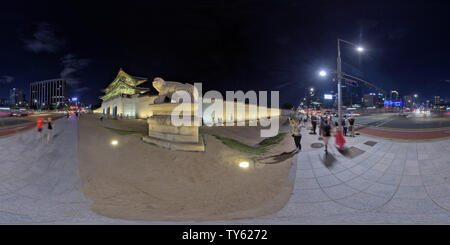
top-left (142, 103), bottom-right (204, 152)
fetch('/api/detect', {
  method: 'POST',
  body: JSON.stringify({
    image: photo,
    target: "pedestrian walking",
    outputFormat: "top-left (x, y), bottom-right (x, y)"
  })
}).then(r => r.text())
top-left (36, 118), bottom-right (44, 141)
top-left (349, 117), bottom-right (355, 137)
top-left (47, 117), bottom-right (53, 144)
top-left (342, 116), bottom-right (349, 136)
top-left (290, 118), bottom-right (303, 151)
top-left (322, 120), bottom-right (332, 153)
top-left (318, 115), bottom-right (325, 140)
top-left (311, 114), bottom-right (317, 134)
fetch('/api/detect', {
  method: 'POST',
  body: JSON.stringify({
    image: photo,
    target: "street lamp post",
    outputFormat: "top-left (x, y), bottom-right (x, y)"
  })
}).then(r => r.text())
top-left (337, 39), bottom-right (343, 131)
top-left (336, 38), bottom-right (364, 131)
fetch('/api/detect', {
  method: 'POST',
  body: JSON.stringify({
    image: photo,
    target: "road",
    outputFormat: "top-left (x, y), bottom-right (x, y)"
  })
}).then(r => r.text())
top-left (356, 112), bottom-right (450, 130)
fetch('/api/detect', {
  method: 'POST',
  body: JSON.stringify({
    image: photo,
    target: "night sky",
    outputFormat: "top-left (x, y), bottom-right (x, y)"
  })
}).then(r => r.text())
top-left (1, 0), bottom-right (449, 106)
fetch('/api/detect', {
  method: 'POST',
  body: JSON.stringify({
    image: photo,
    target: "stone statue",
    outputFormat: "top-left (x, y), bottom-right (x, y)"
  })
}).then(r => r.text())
top-left (152, 77), bottom-right (198, 104)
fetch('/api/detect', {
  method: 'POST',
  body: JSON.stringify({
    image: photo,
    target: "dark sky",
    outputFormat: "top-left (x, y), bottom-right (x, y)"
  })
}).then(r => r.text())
top-left (1, 0), bottom-right (449, 105)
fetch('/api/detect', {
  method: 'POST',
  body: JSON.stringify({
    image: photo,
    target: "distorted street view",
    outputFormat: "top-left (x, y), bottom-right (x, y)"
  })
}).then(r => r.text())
top-left (1, 0), bottom-right (449, 225)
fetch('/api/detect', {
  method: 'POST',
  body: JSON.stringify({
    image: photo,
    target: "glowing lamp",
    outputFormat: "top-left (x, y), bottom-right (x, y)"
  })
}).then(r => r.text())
top-left (239, 161), bottom-right (250, 168)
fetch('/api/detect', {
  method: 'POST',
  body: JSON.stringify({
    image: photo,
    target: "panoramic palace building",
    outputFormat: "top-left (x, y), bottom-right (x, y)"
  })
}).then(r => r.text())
top-left (99, 69), bottom-right (157, 118)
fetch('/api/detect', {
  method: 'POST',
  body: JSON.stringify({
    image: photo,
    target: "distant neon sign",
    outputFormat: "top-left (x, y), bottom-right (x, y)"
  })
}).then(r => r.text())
top-left (384, 100), bottom-right (403, 107)
top-left (324, 94), bottom-right (333, 100)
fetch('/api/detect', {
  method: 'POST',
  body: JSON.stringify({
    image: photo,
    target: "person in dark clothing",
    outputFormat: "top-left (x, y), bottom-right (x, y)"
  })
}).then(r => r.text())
top-left (311, 114), bottom-right (317, 134)
top-left (342, 116), bottom-right (348, 136)
top-left (349, 117), bottom-right (355, 137)
top-left (322, 120), bottom-right (332, 153)
top-left (47, 117), bottom-right (53, 144)
top-left (318, 115), bottom-right (325, 139)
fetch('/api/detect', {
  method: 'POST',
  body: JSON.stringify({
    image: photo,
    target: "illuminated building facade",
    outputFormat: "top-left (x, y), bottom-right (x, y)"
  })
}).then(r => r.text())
top-left (30, 79), bottom-right (67, 106)
top-left (100, 69), bottom-right (156, 118)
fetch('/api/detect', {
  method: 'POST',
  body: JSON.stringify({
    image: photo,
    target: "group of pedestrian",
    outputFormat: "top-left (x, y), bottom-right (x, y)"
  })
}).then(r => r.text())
top-left (36, 117), bottom-right (54, 144)
top-left (289, 110), bottom-right (357, 153)
top-left (341, 115), bottom-right (356, 137)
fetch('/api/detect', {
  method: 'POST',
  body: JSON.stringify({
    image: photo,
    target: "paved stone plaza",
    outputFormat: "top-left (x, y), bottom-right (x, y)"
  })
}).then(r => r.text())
top-left (0, 117), bottom-right (449, 224)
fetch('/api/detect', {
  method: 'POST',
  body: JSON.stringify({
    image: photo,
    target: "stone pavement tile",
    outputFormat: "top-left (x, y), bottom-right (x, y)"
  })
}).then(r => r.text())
top-left (276, 201), bottom-right (355, 218)
top-left (404, 165), bottom-right (420, 175)
top-left (364, 182), bottom-right (397, 199)
top-left (438, 169), bottom-right (450, 179)
top-left (297, 169), bottom-right (315, 179)
top-left (358, 159), bottom-right (376, 170)
top-left (351, 154), bottom-right (370, 164)
top-left (346, 177), bottom-right (374, 191)
top-left (434, 160), bottom-right (450, 171)
top-left (349, 165), bottom-right (368, 175)
top-left (328, 162), bottom-right (347, 174)
top-left (316, 175), bottom-right (343, 188)
top-left (432, 196), bottom-right (450, 211)
top-left (334, 169), bottom-right (358, 182)
top-left (339, 160), bottom-right (357, 169)
top-left (371, 162), bottom-right (390, 172)
top-left (312, 167), bottom-right (332, 177)
top-left (405, 213), bottom-right (450, 224)
top-left (400, 175), bottom-right (423, 187)
top-left (296, 153), bottom-right (309, 163)
top-left (421, 174), bottom-right (447, 186)
top-left (2, 178), bottom-right (29, 192)
top-left (360, 169), bottom-right (384, 182)
top-left (377, 173), bottom-right (402, 186)
top-left (418, 154), bottom-right (430, 161)
top-left (334, 192), bottom-right (386, 211)
top-left (379, 156), bottom-right (394, 165)
top-left (377, 198), bottom-right (447, 215)
top-left (297, 161), bottom-right (312, 170)
top-left (425, 183), bottom-right (450, 199)
top-left (322, 183), bottom-right (360, 200)
top-left (419, 167), bottom-right (439, 175)
top-left (0, 183), bottom-right (11, 196)
top-left (394, 185), bottom-right (428, 199)
top-left (290, 189), bottom-right (331, 203)
top-left (0, 194), bottom-right (37, 216)
top-left (406, 159), bottom-right (419, 166)
top-left (385, 163), bottom-right (405, 175)
top-left (294, 178), bottom-right (320, 190)
top-left (334, 212), bottom-right (406, 224)
top-left (17, 184), bottom-right (54, 199)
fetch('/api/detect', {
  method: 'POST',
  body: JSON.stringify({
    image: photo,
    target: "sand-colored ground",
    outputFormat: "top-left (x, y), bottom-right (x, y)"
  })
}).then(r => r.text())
top-left (78, 114), bottom-right (294, 221)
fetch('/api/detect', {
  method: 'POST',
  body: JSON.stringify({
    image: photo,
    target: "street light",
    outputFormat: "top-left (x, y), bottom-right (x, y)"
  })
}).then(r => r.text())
top-left (336, 38), bottom-right (364, 131)
top-left (319, 70), bottom-right (327, 77)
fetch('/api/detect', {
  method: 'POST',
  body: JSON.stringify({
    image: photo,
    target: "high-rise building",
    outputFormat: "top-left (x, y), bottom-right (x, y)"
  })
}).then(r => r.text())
top-left (403, 95), bottom-right (413, 108)
top-left (434, 96), bottom-right (442, 105)
top-left (0, 98), bottom-right (9, 106)
top-left (341, 84), bottom-right (362, 107)
top-left (10, 88), bottom-right (26, 106)
top-left (30, 79), bottom-right (67, 107)
top-left (363, 93), bottom-right (377, 107)
top-left (390, 90), bottom-right (399, 101)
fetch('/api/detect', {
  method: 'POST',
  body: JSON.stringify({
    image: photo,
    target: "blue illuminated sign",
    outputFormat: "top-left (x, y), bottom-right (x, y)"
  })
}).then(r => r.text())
top-left (384, 100), bottom-right (403, 107)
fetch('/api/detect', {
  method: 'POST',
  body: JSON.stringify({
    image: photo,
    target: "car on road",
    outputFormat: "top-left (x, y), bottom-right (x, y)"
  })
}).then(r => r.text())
top-left (11, 109), bottom-right (31, 117)
top-left (345, 113), bottom-right (360, 117)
